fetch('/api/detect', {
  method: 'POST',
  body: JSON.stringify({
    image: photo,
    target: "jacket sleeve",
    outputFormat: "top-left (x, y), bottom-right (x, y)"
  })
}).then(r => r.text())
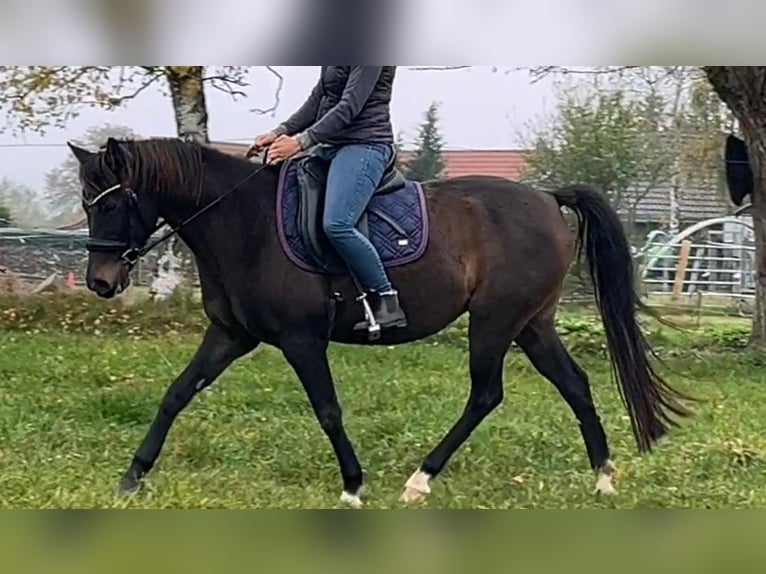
top-left (273, 79), bottom-right (323, 137)
top-left (294, 67), bottom-right (383, 149)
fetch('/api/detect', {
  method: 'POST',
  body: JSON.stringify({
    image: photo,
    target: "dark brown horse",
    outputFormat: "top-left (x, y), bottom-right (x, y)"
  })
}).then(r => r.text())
top-left (68, 137), bottom-right (692, 507)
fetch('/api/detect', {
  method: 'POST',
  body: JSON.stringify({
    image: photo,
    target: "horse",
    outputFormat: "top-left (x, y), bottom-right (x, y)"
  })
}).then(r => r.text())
top-left (67, 136), bottom-right (693, 507)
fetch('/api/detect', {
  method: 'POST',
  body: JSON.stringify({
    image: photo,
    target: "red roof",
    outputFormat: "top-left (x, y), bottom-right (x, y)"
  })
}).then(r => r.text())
top-left (398, 149), bottom-right (528, 181)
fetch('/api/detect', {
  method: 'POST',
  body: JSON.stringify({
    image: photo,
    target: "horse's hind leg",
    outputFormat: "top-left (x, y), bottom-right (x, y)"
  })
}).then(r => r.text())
top-left (119, 323), bottom-right (258, 494)
top-left (515, 315), bottom-right (615, 494)
top-left (400, 308), bottom-right (525, 504)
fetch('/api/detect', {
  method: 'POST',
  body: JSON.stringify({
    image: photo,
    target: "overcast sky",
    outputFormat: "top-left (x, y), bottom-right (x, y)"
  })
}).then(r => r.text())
top-left (0, 66), bottom-right (558, 193)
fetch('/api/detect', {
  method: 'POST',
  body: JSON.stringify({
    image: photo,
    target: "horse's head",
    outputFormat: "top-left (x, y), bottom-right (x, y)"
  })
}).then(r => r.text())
top-left (68, 137), bottom-right (160, 299)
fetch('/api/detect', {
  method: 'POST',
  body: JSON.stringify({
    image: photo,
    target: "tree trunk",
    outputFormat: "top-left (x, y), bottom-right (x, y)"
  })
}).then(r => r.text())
top-left (164, 66), bottom-right (209, 143)
top-left (152, 66), bottom-right (209, 300)
top-left (704, 67), bottom-right (766, 347)
top-left (669, 172), bottom-right (680, 235)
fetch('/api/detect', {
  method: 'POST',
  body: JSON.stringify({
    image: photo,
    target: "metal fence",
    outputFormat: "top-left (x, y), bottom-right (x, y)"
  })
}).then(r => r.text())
top-left (642, 241), bottom-right (755, 295)
top-left (638, 215), bottom-right (755, 305)
top-left (0, 227), bottom-right (162, 288)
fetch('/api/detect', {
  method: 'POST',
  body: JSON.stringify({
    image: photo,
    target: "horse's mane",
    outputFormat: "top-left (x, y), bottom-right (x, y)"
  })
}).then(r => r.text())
top-left (117, 138), bottom-right (207, 204)
top-left (108, 137), bottom-right (274, 205)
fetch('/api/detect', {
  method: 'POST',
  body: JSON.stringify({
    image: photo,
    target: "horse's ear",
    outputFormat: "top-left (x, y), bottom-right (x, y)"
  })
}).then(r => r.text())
top-left (103, 137), bottom-right (127, 174)
top-left (67, 142), bottom-right (93, 164)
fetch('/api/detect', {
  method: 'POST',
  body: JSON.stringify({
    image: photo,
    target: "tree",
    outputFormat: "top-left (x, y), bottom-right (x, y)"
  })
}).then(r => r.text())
top-left (521, 83), bottom-right (676, 237)
top-left (676, 75), bottom-right (734, 190)
top-left (403, 102), bottom-right (446, 182)
top-left (44, 124), bottom-right (140, 225)
top-left (393, 131), bottom-right (407, 170)
top-left (0, 177), bottom-right (48, 228)
top-left (0, 65), bottom-right (274, 297)
top-left (704, 67), bottom-right (766, 347)
top-left (0, 66), bottom-right (255, 141)
top-left (522, 69), bottom-right (732, 239)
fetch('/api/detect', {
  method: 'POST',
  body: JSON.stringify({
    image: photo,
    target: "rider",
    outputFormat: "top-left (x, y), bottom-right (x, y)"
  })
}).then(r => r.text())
top-left (248, 66), bottom-right (407, 332)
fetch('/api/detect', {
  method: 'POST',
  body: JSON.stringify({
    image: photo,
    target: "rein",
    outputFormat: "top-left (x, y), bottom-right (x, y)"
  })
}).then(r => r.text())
top-left (85, 158), bottom-right (271, 267)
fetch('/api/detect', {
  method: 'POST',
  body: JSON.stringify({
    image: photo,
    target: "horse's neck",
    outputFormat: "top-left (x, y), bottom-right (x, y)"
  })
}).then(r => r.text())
top-left (154, 166), bottom-right (275, 258)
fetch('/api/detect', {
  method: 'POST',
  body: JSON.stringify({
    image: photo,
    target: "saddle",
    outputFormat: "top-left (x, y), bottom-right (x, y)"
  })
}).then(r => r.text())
top-left (293, 145), bottom-right (409, 272)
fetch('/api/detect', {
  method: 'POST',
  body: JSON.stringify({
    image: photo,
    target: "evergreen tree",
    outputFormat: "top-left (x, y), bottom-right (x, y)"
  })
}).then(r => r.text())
top-left (393, 131), bottom-right (407, 169)
top-left (403, 102), bottom-right (446, 181)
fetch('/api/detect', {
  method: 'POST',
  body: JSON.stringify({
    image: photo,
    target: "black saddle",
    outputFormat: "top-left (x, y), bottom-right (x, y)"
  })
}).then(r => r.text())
top-left (292, 145), bottom-right (408, 273)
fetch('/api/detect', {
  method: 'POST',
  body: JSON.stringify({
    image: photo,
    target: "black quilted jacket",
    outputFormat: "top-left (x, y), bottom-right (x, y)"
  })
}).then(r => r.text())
top-left (275, 66), bottom-right (396, 149)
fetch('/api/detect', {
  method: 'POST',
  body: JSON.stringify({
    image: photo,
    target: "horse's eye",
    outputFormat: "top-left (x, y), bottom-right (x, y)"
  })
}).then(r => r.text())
top-left (100, 201), bottom-right (117, 213)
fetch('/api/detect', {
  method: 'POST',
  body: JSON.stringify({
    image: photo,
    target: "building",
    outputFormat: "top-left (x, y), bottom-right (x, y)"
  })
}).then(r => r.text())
top-left (620, 182), bottom-right (733, 231)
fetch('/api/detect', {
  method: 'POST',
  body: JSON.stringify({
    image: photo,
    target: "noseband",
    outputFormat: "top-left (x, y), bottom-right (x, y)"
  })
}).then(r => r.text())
top-left (83, 160), bottom-right (271, 268)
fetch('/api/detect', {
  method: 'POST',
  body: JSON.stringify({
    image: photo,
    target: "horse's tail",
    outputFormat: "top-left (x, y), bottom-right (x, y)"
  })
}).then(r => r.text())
top-left (552, 184), bottom-right (694, 453)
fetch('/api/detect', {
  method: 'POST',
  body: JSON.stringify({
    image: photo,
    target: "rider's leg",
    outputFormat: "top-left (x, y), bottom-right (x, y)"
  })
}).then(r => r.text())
top-left (322, 143), bottom-right (407, 329)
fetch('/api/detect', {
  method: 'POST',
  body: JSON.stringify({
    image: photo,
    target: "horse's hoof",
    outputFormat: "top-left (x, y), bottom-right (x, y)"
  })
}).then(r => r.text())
top-left (399, 486), bottom-right (428, 505)
top-left (340, 490), bottom-right (364, 508)
top-left (594, 460), bottom-right (616, 495)
top-left (118, 473), bottom-right (143, 497)
top-left (400, 469), bottom-right (431, 505)
top-left (595, 474), bottom-right (616, 495)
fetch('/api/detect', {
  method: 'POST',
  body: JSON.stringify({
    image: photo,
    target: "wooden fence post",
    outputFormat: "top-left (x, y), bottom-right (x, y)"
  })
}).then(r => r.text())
top-left (672, 240), bottom-right (692, 301)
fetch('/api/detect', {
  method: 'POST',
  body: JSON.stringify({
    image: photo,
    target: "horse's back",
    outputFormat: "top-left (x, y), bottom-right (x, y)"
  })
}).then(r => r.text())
top-left (419, 174), bottom-right (575, 291)
top-left (422, 175), bottom-right (571, 246)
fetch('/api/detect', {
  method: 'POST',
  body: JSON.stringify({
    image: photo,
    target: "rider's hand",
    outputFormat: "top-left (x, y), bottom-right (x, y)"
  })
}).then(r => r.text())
top-left (246, 131), bottom-right (279, 158)
top-left (266, 135), bottom-right (302, 165)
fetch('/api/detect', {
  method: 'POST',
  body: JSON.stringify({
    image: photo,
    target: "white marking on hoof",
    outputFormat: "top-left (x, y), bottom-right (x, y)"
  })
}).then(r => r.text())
top-left (340, 491), bottom-right (364, 508)
top-left (400, 469), bottom-right (432, 504)
top-left (594, 460), bottom-right (616, 495)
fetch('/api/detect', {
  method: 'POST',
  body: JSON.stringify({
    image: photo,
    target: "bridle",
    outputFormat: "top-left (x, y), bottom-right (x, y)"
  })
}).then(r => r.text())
top-left (83, 159), bottom-right (271, 268)
top-left (84, 183), bottom-right (159, 267)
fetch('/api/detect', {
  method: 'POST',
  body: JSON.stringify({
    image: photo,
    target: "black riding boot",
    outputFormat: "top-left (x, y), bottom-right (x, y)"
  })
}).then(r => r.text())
top-left (354, 290), bottom-right (408, 331)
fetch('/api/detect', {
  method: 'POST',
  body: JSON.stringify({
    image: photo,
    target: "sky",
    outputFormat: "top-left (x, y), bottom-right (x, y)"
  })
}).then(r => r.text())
top-left (0, 66), bottom-right (558, 194)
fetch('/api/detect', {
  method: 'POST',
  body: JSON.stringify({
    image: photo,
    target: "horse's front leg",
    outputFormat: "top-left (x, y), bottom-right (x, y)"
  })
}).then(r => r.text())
top-left (280, 333), bottom-right (364, 508)
top-left (120, 323), bottom-right (258, 494)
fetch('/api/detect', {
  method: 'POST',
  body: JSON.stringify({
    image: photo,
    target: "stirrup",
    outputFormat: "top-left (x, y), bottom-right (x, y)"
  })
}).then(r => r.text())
top-left (356, 292), bottom-right (381, 341)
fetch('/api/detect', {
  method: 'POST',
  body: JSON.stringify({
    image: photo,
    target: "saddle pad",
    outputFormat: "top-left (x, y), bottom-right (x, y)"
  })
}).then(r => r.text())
top-left (276, 162), bottom-right (429, 275)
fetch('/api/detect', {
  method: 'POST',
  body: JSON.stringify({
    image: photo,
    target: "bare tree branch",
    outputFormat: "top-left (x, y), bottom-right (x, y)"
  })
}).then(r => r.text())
top-left (251, 66), bottom-right (284, 116)
top-left (205, 75), bottom-right (248, 100)
top-left (523, 66), bottom-right (641, 84)
top-left (107, 70), bottom-right (165, 105)
top-left (202, 74), bottom-right (248, 86)
top-left (523, 66), bottom-right (701, 86)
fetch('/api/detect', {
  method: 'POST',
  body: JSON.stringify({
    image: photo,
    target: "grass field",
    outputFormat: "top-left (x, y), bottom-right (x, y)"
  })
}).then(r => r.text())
top-left (1, 294), bottom-right (765, 508)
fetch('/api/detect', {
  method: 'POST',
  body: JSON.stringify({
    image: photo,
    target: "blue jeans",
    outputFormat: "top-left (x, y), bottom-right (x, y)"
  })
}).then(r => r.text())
top-left (317, 143), bottom-right (394, 293)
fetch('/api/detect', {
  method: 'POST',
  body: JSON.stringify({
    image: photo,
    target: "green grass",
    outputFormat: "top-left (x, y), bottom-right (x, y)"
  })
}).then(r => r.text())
top-left (0, 295), bottom-right (765, 508)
